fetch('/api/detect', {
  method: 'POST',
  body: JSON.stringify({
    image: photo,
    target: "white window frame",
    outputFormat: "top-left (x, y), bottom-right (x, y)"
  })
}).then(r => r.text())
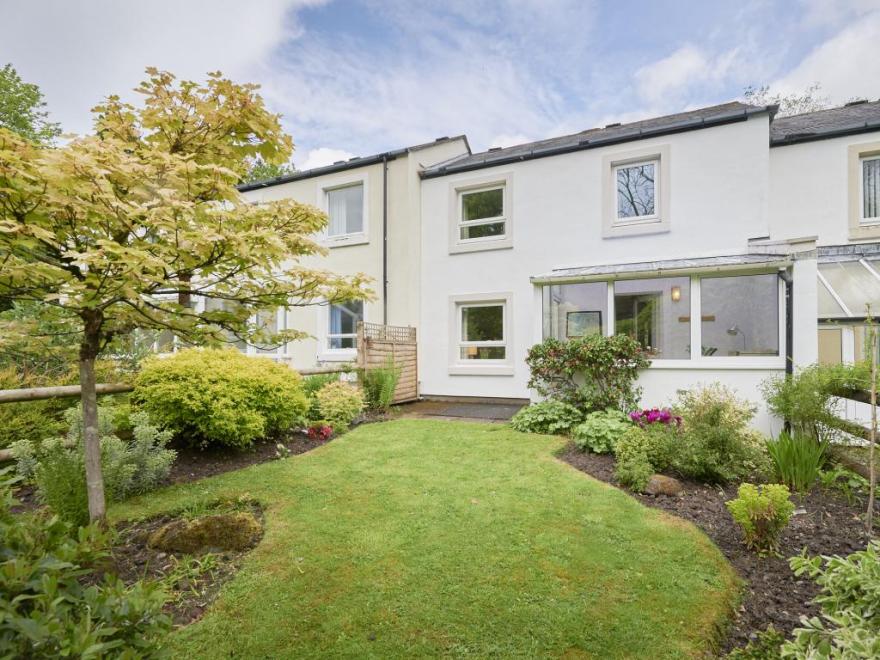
top-left (538, 270), bottom-right (786, 371)
top-left (318, 172), bottom-right (369, 248)
top-left (448, 292), bottom-right (514, 375)
top-left (860, 154), bottom-right (880, 225)
top-left (602, 144), bottom-right (670, 238)
top-left (318, 301), bottom-right (364, 362)
top-left (613, 159), bottom-right (659, 225)
top-left (448, 173), bottom-right (514, 254)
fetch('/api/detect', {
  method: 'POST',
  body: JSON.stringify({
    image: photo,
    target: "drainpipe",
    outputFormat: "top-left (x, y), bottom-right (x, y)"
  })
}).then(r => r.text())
top-left (382, 154), bottom-right (388, 325)
top-left (779, 269), bottom-right (794, 377)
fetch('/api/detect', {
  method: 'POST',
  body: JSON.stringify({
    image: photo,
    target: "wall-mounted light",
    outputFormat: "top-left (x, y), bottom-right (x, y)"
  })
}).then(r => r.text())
top-left (670, 286), bottom-right (681, 302)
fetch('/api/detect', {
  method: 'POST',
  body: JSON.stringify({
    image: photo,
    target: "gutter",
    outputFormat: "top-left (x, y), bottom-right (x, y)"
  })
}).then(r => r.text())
top-left (422, 106), bottom-right (774, 179)
top-left (778, 269), bottom-right (794, 377)
top-left (530, 259), bottom-right (792, 286)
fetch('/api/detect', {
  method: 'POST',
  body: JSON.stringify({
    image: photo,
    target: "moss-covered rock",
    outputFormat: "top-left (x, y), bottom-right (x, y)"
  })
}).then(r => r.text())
top-left (148, 511), bottom-right (262, 554)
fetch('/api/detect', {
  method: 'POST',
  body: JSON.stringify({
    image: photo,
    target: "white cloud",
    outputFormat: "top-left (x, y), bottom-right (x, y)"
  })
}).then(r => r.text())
top-left (634, 44), bottom-right (739, 107)
top-left (0, 0), bottom-right (325, 135)
top-left (772, 10), bottom-right (880, 102)
top-left (296, 147), bottom-right (355, 170)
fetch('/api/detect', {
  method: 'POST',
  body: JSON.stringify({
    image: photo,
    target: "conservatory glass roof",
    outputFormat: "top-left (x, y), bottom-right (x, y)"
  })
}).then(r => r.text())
top-left (818, 257), bottom-right (880, 319)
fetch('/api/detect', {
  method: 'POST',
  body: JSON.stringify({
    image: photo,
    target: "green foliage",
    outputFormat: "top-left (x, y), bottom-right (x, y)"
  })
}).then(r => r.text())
top-left (18, 405), bottom-right (176, 525)
top-left (762, 363), bottom-right (869, 440)
top-left (0, 63), bottom-right (61, 144)
top-left (613, 424), bottom-right (679, 491)
top-left (675, 383), bottom-right (771, 484)
top-left (359, 360), bottom-right (400, 412)
top-left (244, 156), bottom-right (296, 183)
top-left (525, 334), bottom-right (650, 412)
top-left (0, 469), bottom-right (171, 657)
top-left (572, 408), bottom-right (632, 453)
top-left (766, 432), bottom-right (827, 493)
top-left (725, 483), bottom-right (794, 554)
top-left (314, 381), bottom-right (364, 432)
top-left (135, 348), bottom-right (309, 448)
top-left (818, 466), bottom-right (868, 505)
top-left (509, 400), bottom-right (584, 435)
top-left (726, 625), bottom-right (785, 659)
top-left (303, 372), bottom-right (340, 397)
top-left (783, 542), bottom-right (880, 658)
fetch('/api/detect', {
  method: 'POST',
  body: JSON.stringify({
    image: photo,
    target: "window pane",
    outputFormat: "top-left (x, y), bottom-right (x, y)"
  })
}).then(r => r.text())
top-left (701, 274), bottom-right (779, 357)
top-left (864, 158), bottom-right (880, 220)
top-left (614, 277), bottom-right (689, 358)
top-left (460, 346), bottom-right (506, 360)
top-left (819, 261), bottom-right (880, 318)
top-left (460, 222), bottom-right (505, 240)
top-left (543, 282), bottom-right (607, 339)
top-left (462, 188), bottom-right (503, 221)
top-left (461, 305), bottom-right (503, 342)
top-left (616, 162), bottom-right (656, 218)
top-left (327, 184), bottom-right (364, 236)
top-left (328, 301), bottom-right (363, 349)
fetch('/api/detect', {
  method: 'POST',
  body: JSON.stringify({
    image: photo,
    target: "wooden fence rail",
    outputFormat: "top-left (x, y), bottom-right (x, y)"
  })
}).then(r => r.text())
top-left (0, 383), bottom-right (134, 404)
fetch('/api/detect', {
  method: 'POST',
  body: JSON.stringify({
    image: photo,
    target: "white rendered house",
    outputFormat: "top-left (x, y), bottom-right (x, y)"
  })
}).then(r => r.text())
top-left (417, 100), bottom-right (880, 432)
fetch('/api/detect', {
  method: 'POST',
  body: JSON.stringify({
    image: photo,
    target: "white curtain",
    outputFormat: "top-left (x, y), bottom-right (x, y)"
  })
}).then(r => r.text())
top-left (865, 159), bottom-right (880, 220)
top-left (327, 184), bottom-right (363, 236)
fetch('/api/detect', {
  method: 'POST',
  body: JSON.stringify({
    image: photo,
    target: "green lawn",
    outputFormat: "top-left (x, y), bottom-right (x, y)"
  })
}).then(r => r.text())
top-left (112, 419), bottom-right (738, 659)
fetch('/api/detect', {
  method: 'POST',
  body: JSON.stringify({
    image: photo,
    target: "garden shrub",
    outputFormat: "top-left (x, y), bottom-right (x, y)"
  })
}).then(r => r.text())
top-left (0, 470), bottom-right (171, 657)
top-left (572, 409), bottom-right (632, 453)
top-left (783, 541), bottom-right (880, 658)
top-left (135, 348), bottom-right (309, 448)
top-left (613, 424), bottom-right (680, 491)
top-left (13, 405), bottom-right (176, 526)
top-left (766, 432), bottom-right (827, 493)
top-left (725, 483), bottom-right (794, 554)
top-left (674, 383), bottom-right (771, 484)
top-left (762, 362), bottom-right (869, 440)
top-left (315, 381), bottom-right (364, 432)
top-left (0, 367), bottom-right (67, 449)
top-left (509, 400), bottom-right (584, 435)
top-left (359, 359), bottom-right (400, 412)
top-left (525, 334), bottom-right (650, 412)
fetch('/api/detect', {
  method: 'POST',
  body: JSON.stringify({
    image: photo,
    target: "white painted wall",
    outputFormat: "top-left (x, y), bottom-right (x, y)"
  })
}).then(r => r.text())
top-left (419, 117), bottom-right (775, 405)
top-left (769, 130), bottom-right (880, 245)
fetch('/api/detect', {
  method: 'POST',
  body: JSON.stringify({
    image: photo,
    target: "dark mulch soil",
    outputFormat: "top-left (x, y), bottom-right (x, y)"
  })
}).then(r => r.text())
top-left (558, 444), bottom-right (875, 654)
top-left (101, 502), bottom-right (265, 626)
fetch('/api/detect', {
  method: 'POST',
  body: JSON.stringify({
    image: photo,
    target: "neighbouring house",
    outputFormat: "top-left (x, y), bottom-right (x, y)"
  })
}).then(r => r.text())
top-left (237, 136), bottom-right (469, 368)
top-left (238, 99), bottom-right (880, 432)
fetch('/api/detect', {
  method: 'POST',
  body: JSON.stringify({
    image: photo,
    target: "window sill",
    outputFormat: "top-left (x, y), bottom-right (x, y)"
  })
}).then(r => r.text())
top-left (602, 219), bottom-right (670, 239)
top-left (647, 357), bottom-right (785, 370)
top-left (449, 237), bottom-right (514, 255)
top-left (322, 233), bottom-right (369, 249)
top-left (850, 223), bottom-right (880, 241)
top-left (448, 363), bottom-right (515, 376)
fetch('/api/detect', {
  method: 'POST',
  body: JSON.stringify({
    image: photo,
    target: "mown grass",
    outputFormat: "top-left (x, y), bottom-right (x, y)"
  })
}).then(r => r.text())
top-left (112, 418), bottom-right (738, 658)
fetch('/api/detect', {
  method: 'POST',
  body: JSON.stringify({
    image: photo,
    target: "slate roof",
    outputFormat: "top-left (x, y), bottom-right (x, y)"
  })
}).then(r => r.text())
top-left (770, 100), bottom-right (880, 146)
top-left (421, 102), bottom-right (773, 179)
top-left (238, 135), bottom-right (470, 192)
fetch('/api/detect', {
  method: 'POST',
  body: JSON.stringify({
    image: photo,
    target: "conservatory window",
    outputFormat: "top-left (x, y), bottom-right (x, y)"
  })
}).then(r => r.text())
top-left (542, 282), bottom-right (607, 340)
top-left (700, 274), bottom-right (779, 357)
top-left (613, 277), bottom-right (690, 359)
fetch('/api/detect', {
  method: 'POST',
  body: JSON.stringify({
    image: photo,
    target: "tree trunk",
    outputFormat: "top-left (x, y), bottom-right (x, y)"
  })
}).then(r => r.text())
top-left (80, 316), bottom-right (106, 524)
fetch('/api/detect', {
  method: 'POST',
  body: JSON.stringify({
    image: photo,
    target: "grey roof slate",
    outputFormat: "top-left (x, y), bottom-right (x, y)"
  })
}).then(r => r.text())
top-left (770, 100), bottom-right (880, 145)
top-left (421, 102), bottom-right (772, 179)
top-left (531, 253), bottom-right (791, 283)
top-left (238, 135), bottom-right (470, 192)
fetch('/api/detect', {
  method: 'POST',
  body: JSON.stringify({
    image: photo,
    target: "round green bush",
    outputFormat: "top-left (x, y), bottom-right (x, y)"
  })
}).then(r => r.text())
top-left (315, 381), bottom-right (364, 432)
top-left (509, 400), bottom-right (583, 435)
top-left (572, 409), bottom-right (632, 454)
top-left (135, 348), bottom-right (309, 449)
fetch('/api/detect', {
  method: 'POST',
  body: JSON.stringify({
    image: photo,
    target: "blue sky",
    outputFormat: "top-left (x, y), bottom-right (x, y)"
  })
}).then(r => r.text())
top-left (3, 0), bottom-right (880, 169)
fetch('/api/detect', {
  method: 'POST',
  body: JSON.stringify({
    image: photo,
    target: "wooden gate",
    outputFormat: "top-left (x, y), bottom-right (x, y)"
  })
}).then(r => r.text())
top-left (356, 322), bottom-right (418, 404)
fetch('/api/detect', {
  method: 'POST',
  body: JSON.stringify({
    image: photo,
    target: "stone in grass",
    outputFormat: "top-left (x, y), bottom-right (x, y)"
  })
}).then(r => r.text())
top-left (148, 511), bottom-right (263, 554)
top-left (644, 474), bottom-right (684, 497)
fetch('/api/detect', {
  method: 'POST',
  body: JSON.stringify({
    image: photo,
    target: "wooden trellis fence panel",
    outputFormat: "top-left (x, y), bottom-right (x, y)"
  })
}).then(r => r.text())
top-left (356, 322), bottom-right (418, 404)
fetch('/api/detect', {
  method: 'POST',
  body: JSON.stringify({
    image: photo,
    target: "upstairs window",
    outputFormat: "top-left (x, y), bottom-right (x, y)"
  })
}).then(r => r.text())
top-left (863, 155), bottom-right (880, 223)
top-left (459, 303), bottom-right (506, 360)
top-left (328, 301), bottom-right (362, 350)
top-left (460, 186), bottom-right (505, 241)
top-left (326, 183), bottom-right (364, 237)
top-left (615, 160), bottom-right (657, 222)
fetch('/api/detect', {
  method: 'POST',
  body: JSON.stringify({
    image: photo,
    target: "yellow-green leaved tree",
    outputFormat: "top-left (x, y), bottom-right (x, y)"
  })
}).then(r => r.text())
top-left (0, 69), bottom-right (371, 522)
